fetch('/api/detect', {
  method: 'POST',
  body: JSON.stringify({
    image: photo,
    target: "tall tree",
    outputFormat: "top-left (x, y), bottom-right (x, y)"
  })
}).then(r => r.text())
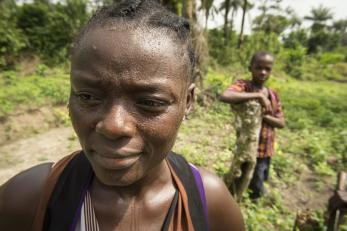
top-left (305, 5), bottom-right (333, 53)
top-left (221, 0), bottom-right (231, 44)
top-left (182, 0), bottom-right (196, 20)
top-left (237, 0), bottom-right (247, 48)
top-left (200, 0), bottom-right (216, 29)
top-left (229, 0), bottom-right (242, 33)
top-left (332, 19), bottom-right (347, 33)
top-left (162, 0), bottom-right (208, 88)
top-left (252, 0), bottom-right (293, 35)
top-left (220, 0), bottom-right (242, 45)
top-left (304, 5), bottom-right (333, 32)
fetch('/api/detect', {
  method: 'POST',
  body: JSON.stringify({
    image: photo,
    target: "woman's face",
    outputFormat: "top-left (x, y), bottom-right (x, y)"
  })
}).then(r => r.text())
top-left (69, 27), bottom-right (194, 186)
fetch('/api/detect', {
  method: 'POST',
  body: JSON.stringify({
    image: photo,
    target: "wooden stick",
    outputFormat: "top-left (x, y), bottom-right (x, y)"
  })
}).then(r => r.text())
top-left (332, 172), bottom-right (346, 231)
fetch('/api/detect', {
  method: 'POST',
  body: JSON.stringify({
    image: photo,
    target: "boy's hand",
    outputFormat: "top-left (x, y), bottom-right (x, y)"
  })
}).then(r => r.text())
top-left (258, 93), bottom-right (272, 113)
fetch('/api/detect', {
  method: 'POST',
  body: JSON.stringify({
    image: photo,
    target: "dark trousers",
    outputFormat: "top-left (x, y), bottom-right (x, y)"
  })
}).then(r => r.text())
top-left (249, 157), bottom-right (271, 199)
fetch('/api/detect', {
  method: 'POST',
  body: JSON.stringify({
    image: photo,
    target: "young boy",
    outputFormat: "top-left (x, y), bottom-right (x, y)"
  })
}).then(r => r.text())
top-left (220, 51), bottom-right (285, 199)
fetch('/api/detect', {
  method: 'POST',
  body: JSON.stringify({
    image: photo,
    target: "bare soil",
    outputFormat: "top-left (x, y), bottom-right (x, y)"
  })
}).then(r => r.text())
top-left (0, 105), bottom-right (68, 145)
top-left (278, 166), bottom-right (335, 212)
top-left (0, 127), bottom-right (80, 184)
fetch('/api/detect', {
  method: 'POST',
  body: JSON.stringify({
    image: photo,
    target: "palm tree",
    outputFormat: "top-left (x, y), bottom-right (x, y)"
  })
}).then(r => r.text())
top-left (332, 19), bottom-right (347, 33)
top-left (221, 0), bottom-right (231, 44)
top-left (200, 0), bottom-right (216, 29)
top-left (220, 0), bottom-right (242, 45)
top-left (237, 0), bottom-right (248, 48)
top-left (304, 5), bottom-right (333, 32)
top-left (229, 0), bottom-right (242, 31)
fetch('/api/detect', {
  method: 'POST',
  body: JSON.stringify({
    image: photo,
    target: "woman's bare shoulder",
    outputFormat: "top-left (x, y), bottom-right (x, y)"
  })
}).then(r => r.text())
top-left (198, 167), bottom-right (245, 231)
top-left (0, 163), bottom-right (53, 229)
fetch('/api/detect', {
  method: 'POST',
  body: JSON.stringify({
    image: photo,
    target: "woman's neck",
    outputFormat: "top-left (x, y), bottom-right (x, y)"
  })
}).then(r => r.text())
top-left (90, 160), bottom-right (172, 201)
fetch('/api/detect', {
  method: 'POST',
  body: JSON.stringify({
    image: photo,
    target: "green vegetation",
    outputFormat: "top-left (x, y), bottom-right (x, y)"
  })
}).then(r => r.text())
top-left (0, 70), bottom-right (69, 119)
top-left (175, 69), bottom-right (347, 230)
top-left (0, 0), bottom-right (89, 68)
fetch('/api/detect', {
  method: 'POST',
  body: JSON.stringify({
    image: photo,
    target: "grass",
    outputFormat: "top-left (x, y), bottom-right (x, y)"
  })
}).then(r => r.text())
top-left (0, 70), bottom-right (70, 119)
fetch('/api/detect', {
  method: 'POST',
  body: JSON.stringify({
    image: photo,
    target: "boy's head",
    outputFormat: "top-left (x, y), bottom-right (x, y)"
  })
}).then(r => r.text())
top-left (249, 51), bottom-right (274, 86)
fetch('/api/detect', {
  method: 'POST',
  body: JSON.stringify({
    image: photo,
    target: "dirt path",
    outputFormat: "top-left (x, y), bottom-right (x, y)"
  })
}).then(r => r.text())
top-left (279, 166), bottom-right (335, 211)
top-left (0, 127), bottom-right (80, 184)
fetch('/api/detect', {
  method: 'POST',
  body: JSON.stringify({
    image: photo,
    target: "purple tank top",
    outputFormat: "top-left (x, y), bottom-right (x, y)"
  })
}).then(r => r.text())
top-left (189, 163), bottom-right (209, 229)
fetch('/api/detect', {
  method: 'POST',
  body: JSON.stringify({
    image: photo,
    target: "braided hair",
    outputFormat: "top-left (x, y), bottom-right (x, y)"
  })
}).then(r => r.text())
top-left (73, 0), bottom-right (195, 80)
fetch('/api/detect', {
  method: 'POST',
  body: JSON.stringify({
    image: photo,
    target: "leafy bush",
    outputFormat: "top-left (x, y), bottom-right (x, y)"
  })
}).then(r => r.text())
top-left (283, 29), bottom-right (308, 49)
top-left (208, 30), bottom-right (282, 68)
top-left (208, 29), bottom-right (239, 66)
top-left (319, 52), bottom-right (345, 65)
top-left (0, 1), bottom-right (89, 67)
top-left (0, 71), bottom-right (70, 118)
top-left (17, 4), bottom-right (75, 65)
top-left (0, 4), bottom-right (26, 69)
top-left (204, 69), bottom-right (234, 96)
top-left (280, 46), bottom-right (306, 78)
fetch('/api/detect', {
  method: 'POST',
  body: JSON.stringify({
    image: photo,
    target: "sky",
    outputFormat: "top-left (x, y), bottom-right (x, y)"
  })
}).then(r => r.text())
top-left (201, 0), bottom-right (347, 33)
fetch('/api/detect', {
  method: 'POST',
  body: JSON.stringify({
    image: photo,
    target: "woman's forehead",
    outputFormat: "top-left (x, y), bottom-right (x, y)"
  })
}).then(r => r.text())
top-left (71, 27), bottom-right (188, 87)
top-left (75, 27), bottom-right (181, 62)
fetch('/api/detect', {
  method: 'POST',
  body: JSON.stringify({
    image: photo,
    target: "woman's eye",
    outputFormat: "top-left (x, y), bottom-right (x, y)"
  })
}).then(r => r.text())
top-left (137, 99), bottom-right (168, 111)
top-left (76, 93), bottom-right (102, 106)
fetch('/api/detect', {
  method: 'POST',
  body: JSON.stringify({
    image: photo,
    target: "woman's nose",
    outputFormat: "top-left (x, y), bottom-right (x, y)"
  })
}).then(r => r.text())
top-left (95, 104), bottom-right (135, 140)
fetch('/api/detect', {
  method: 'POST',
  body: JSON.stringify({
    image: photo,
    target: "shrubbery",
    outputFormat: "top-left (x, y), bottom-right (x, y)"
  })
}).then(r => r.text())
top-left (0, 70), bottom-right (70, 119)
top-left (207, 27), bottom-right (347, 82)
top-left (0, 0), bottom-right (89, 69)
top-left (0, 3), bottom-right (26, 68)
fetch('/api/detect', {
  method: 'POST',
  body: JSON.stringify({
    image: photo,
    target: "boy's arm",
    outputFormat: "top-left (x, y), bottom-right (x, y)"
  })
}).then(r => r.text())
top-left (262, 91), bottom-right (285, 128)
top-left (219, 89), bottom-right (272, 113)
top-left (263, 114), bottom-right (285, 128)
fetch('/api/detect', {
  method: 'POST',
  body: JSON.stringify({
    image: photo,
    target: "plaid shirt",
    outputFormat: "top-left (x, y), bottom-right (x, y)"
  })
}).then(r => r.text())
top-left (228, 79), bottom-right (284, 158)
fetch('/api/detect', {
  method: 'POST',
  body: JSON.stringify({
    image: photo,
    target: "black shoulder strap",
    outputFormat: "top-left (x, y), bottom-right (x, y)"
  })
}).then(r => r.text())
top-left (43, 152), bottom-right (93, 231)
top-left (167, 152), bottom-right (209, 231)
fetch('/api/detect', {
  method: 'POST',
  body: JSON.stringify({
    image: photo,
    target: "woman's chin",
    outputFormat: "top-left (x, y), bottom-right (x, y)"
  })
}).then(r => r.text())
top-left (95, 170), bottom-right (142, 187)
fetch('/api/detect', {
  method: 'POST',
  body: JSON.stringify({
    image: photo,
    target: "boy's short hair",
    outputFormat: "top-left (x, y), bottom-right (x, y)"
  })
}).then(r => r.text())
top-left (250, 51), bottom-right (274, 66)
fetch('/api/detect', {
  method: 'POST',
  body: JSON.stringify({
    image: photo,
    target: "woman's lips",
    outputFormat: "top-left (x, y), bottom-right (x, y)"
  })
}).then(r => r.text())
top-left (93, 153), bottom-right (141, 170)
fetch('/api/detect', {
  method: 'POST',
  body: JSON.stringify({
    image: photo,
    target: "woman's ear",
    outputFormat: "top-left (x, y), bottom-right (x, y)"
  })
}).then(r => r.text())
top-left (185, 83), bottom-right (195, 118)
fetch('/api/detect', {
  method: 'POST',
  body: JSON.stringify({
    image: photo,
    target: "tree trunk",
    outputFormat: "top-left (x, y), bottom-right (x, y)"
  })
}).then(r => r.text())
top-left (224, 100), bottom-right (262, 201)
top-left (238, 0), bottom-right (247, 48)
top-left (183, 0), bottom-right (195, 20)
top-left (229, 8), bottom-right (237, 35)
top-left (205, 9), bottom-right (209, 30)
top-left (162, 0), bottom-right (207, 91)
top-left (223, 0), bottom-right (231, 45)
